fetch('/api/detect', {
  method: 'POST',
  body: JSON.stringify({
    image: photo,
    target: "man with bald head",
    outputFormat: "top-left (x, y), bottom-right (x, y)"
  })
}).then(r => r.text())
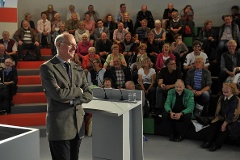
top-left (14, 20), bottom-right (41, 60)
top-left (134, 4), bottom-right (154, 30)
top-left (66, 12), bottom-right (80, 35)
top-left (164, 79), bottom-right (194, 142)
top-left (162, 2), bottom-right (178, 29)
top-left (40, 33), bottom-right (92, 160)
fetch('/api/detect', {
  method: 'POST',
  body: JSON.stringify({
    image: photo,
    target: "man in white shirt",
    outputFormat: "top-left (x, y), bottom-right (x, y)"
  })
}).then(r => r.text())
top-left (37, 12), bottom-right (51, 47)
top-left (183, 40), bottom-right (209, 71)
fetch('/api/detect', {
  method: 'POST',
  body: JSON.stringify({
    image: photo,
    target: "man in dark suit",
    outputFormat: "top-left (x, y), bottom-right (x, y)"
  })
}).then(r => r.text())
top-left (40, 33), bottom-right (93, 160)
top-left (93, 19), bottom-right (110, 41)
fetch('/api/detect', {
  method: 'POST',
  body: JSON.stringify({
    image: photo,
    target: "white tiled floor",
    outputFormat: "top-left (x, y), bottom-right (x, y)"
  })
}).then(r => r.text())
top-left (40, 135), bottom-right (240, 160)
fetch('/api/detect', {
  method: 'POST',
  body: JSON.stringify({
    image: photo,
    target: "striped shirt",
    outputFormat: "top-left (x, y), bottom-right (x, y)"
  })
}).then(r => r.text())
top-left (193, 69), bottom-right (202, 90)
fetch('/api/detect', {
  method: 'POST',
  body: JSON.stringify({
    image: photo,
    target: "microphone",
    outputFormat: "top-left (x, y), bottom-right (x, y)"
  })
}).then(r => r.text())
top-left (89, 58), bottom-right (109, 99)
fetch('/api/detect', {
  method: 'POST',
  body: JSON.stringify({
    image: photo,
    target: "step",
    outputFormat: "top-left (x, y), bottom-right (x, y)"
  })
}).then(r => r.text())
top-left (11, 103), bottom-right (47, 114)
top-left (17, 84), bottom-right (43, 93)
top-left (40, 48), bottom-right (52, 55)
top-left (17, 61), bottom-right (45, 69)
top-left (13, 92), bottom-right (46, 104)
top-left (0, 113), bottom-right (46, 126)
top-left (18, 69), bottom-right (40, 76)
top-left (42, 55), bottom-right (52, 60)
top-left (18, 75), bottom-right (41, 85)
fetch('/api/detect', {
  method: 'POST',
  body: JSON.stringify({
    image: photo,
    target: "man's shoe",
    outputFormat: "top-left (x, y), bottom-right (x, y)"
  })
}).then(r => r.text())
top-left (175, 136), bottom-right (184, 142)
top-left (200, 142), bottom-right (211, 148)
top-left (209, 144), bottom-right (221, 151)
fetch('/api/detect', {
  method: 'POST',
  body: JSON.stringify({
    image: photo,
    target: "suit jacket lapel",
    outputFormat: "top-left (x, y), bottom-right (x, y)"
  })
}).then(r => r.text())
top-left (51, 57), bottom-right (70, 82)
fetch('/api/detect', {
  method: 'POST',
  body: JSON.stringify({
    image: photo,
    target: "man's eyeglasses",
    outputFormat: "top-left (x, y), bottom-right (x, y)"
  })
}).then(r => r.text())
top-left (61, 42), bottom-right (77, 48)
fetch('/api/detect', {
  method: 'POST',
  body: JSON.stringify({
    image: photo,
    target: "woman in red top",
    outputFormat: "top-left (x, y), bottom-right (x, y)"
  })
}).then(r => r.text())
top-left (81, 47), bottom-right (100, 71)
top-left (76, 33), bottom-right (93, 57)
top-left (155, 43), bottom-right (175, 72)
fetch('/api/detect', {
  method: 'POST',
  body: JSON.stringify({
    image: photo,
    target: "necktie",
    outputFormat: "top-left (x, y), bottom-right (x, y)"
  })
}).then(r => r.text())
top-left (64, 62), bottom-right (71, 79)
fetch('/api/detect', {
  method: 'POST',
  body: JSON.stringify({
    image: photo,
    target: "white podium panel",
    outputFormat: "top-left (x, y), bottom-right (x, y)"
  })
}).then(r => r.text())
top-left (83, 88), bottom-right (144, 160)
top-left (0, 124), bottom-right (40, 160)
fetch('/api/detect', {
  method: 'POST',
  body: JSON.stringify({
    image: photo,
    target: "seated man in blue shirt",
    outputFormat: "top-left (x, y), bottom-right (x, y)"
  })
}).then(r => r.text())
top-left (185, 56), bottom-right (212, 116)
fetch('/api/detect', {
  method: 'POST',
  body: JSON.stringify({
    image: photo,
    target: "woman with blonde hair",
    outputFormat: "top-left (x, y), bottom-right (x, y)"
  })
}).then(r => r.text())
top-left (155, 43), bottom-right (175, 72)
top-left (201, 83), bottom-right (240, 151)
top-left (103, 44), bottom-right (127, 69)
top-left (120, 12), bottom-right (134, 34)
top-left (138, 57), bottom-right (156, 112)
top-left (75, 21), bottom-right (90, 43)
top-left (21, 13), bottom-right (35, 29)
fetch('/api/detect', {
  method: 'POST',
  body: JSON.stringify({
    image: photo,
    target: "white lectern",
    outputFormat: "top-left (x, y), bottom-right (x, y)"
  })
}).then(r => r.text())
top-left (83, 88), bottom-right (144, 160)
top-left (0, 124), bottom-right (40, 160)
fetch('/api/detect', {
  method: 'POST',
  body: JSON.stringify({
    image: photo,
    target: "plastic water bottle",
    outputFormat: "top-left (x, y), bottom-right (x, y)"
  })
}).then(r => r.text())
top-left (132, 93), bottom-right (137, 102)
top-left (128, 93), bottom-right (133, 102)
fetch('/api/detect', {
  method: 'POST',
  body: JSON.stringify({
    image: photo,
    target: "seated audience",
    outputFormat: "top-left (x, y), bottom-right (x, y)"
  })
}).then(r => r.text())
top-left (104, 57), bottom-right (131, 88)
top-left (138, 57), bottom-right (156, 112)
top-left (76, 33), bottom-right (93, 57)
top-left (115, 3), bottom-right (127, 23)
top-left (75, 21), bottom-right (90, 43)
top-left (155, 43), bottom-right (175, 72)
top-left (185, 56), bottom-right (212, 116)
top-left (94, 32), bottom-right (112, 63)
top-left (113, 22), bottom-right (128, 44)
top-left (152, 20), bottom-right (166, 51)
top-left (217, 15), bottom-right (240, 60)
top-left (171, 34), bottom-right (188, 68)
top-left (119, 32), bottom-right (138, 68)
top-left (84, 12), bottom-right (95, 35)
top-left (0, 58), bottom-right (18, 113)
top-left (14, 20), bottom-right (41, 60)
top-left (103, 44), bottom-right (127, 69)
top-left (163, 80), bottom-right (194, 142)
top-left (0, 44), bottom-right (10, 67)
top-left (146, 30), bottom-right (161, 65)
top-left (120, 12), bottom-right (134, 34)
top-left (162, 2), bottom-right (178, 30)
top-left (218, 40), bottom-right (240, 91)
top-left (21, 13), bottom-right (35, 30)
top-left (180, 5), bottom-right (195, 36)
top-left (93, 19), bottom-right (110, 41)
top-left (198, 20), bottom-right (217, 57)
top-left (52, 22), bottom-right (66, 55)
top-left (135, 19), bottom-right (151, 43)
top-left (66, 5), bottom-right (80, 21)
top-left (134, 5), bottom-right (154, 30)
top-left (65, 12), bottom-right (80, 35)
top-left (156, 58), bottom-right (182, 113)
top-left (183, 40), bottom-right (209, 71)
top-left (169, 11), bottom-right (183, 42)
top-left (87, 58), bottom-right (106, 87)
top-left (231, 5), bottom-right (240, 29)
top-left (42, 4), bottom-right (57, 22)
top-left (136, 43), bottom-right (148, 63)
top-left (51, 13), bottom-right (63, 33)
top-left (125, 80), bottom-right (135, 90)
top-left (103, 78), bottom-right (112, 89)
top-left (37, 12), bottom-right (51, 47)
top-left (84, 5), bottom-right (100, 23)
top-left (81, 47), bottom-right (100, 71)
top-left (0, 31), bottom-right (18, 66)
top-left (200, 83), bottom-right (240, 151)
top-left (103, 14), bottom-right (117, 40)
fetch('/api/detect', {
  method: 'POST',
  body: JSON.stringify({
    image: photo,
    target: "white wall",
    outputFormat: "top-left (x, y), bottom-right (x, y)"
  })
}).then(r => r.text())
top-left (17, 0), bottom-right (237, 28)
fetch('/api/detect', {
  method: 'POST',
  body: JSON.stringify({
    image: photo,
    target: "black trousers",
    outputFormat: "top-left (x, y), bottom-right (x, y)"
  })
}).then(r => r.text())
top-left (17, 43), bottom-right (41, 59)
top-left (202, 121), bottom-right (229, 146)
top-left (163, 112), bottom-right (192, 137)
top-left (49, 134), bottom-right (82, 160)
